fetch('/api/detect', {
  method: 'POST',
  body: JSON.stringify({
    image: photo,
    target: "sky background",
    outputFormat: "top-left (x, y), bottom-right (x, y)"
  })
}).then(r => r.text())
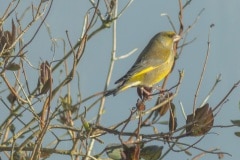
top-left (1, 0), bottom-right (240, 159)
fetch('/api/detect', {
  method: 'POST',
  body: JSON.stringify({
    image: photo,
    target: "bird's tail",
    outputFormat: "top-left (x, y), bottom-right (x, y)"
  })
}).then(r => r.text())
top-left (104, 88), bottom-right (119, 97)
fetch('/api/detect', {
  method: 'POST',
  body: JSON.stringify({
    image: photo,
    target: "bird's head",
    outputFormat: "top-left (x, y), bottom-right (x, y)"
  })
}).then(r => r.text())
top-left (158, 31), bottom-right (181, 48)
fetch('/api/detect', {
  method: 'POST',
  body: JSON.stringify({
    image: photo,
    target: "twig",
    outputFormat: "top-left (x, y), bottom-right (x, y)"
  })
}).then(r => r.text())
top-left (193, 24), bottom-right (214, 115)
top-left (199, 74), bottom-right (221, 107)
top-left (87, 0), bottom-right (118, 159)
top-left (213, 80), bottom-right (240, 112)
top-left (0, 0), bottom-right (20, 25)
top-left (0, 74), bottom-right (28, 104)
top-left (117, 0), bottom-right (134, 18)
top-left (179, 101), bottom-right (187, 120)
top-left (178, 0), bottom-right (184, 34)
top-left (183, 8), bottom-right (205, 36)
top-left (52, 0), bottom-right (101, 72)
top-left (96, 0), bottom-right (118, 124)
top-left (115, 48), bottom-right (138, 60)
top-left (160, 13), bottom-right (176, 32)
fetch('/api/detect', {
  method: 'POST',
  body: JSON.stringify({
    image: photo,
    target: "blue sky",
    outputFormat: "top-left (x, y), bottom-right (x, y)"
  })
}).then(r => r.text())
top-left (1, 0), bottom-right (240, 159)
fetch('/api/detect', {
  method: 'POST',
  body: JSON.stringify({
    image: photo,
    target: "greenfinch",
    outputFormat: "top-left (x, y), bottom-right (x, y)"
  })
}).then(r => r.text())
top-left (106, 31), bottom-right (181, 96)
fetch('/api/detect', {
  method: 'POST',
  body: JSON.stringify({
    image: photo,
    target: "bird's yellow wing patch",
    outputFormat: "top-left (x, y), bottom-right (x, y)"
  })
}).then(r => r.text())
top-left (130, 63), bottom-right (162, 79)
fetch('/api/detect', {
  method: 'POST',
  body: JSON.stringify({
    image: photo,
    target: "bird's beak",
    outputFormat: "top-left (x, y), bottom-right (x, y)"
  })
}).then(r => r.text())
top-left (173, 34), bottom-right (181, 42)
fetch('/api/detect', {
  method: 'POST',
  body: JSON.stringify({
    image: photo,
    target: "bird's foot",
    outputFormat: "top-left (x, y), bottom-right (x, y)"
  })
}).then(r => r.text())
top-left (137, 86), bottom-right (153, 100)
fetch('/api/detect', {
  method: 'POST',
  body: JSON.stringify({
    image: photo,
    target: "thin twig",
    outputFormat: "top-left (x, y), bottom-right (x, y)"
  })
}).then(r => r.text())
top-left (193, 25), bottom-right (214, 115)
top-left (213, 80), bottom-right (240, 112)
top-left (199, 74), bottom-right (221, 107)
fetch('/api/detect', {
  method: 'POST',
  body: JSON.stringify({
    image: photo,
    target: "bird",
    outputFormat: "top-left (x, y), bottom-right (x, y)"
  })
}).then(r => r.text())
top-left (105, 31), bottom-right (181, 96)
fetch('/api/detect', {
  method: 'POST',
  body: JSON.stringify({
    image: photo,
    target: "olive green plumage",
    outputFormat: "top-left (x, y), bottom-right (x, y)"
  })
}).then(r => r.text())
top-left (106, 31), bottom-right (181, 96)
